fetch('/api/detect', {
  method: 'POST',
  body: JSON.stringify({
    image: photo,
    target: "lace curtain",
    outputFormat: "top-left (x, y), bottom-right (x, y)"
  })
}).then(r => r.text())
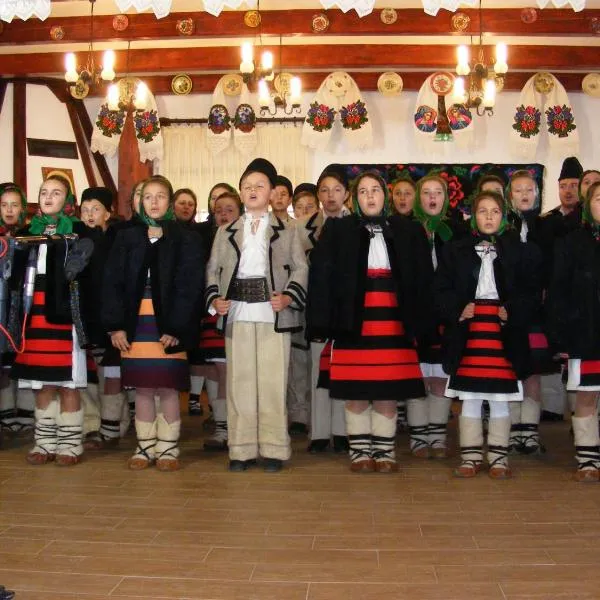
top-left (156, 123), bottom-right (310, 220)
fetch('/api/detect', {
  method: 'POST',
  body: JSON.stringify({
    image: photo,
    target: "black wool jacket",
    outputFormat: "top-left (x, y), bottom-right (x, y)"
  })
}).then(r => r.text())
top-left (547, 226), bottom-right (600, 359)
top-left (433, 234), bottom-right (542, 379)
top-left (306, 213), bottom-right (435, 345)
top-left (101, 220), bottom-right (204, 353)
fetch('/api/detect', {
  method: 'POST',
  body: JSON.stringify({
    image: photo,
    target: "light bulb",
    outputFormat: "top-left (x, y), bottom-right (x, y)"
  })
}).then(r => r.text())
top-left (289, 76), bottom-right (302, 105)
top-left (456, 45), bottom-right (470, 76)
top-left (101, 50), bottom-right (116, 81)
top-left (107, 84), bottom-right (120, 111)
top-left (483, 79), bottom-right (496, 108)
top-left (65, 53), bottom-right (78, 83)
top-left (240, 42), bottom-right (254, 74)
top-left (494, 43), bottom-right (508, 74)
top-left (261, 51), bottom-right (274, 81)
top-left (134, 82), bottom-right (148, 110)
top-left (452, 76), bottom-right (466, 104)
top-left (258, 79), bottom-right (270, 108)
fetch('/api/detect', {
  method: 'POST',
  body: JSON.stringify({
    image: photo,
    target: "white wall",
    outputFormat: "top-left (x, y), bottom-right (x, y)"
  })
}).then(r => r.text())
top-left (0, 83), bottom-right (14, 183)
top-left (2, 82), bottom-right (598, 211)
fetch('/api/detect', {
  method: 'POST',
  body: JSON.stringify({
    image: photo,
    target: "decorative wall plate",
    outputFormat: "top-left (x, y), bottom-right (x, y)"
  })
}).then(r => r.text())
top-left (591, 17), bottom-right (600, 35)
top-left (70, 80), bottom-right (90, 100)
top-left (171, 74), bottom-right (193, 95)
top-left (176, 18), bottom-right (194, 36)
top-left (430, 71), bottom-right (454, 95)
top-left (451, 12), bottom-right (470, 32)
top-left (380, 8), bottom-right (397, 25)
top-left (582, 73), bottom-right (600, 98)
top-left (222, 73), bottom-right (243, 96)
top-left (112, 14), bottom-right (129, 31)
top-left (377, 72), bottom-right (403, 96)
top-left (534, 71), bottom-right (554, 94)
top-left (244, 10), bottom-right (261, 28)
top-left (311, 13), bottom-right (329, 33)
top-left (274, 72), bottom-right (293, 95)
top-left (50, 26), bottom-right (65, 40)
top-left (520, 7), bottom-right (538, 23)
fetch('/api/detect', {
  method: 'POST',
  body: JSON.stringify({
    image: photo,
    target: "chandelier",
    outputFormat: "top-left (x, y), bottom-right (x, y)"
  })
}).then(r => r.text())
top-left (452, 41), bottom-right (508, 116)
top-left (64, 0), bottom-right (115, 99)
top-left (0, 0), bottom-right (50, 22)
top-left (239, 42), bottom-right (302, 116)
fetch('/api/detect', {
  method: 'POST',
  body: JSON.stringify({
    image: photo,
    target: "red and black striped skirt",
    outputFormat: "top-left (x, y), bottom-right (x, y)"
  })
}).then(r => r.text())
top-left (328, 269), bottom-right (425, 401)
top-left (11, 275), bottom-right (74, 383)
top-left (198, 314), bottom-right (225, 361)
top-left (317, 340), bottom-right (332, 389)
top-left (446, 300), bottom-right (520, 398)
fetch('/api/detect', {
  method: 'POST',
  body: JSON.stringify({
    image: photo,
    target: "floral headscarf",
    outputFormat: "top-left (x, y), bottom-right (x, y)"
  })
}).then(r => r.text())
top-left (414, 174), bottom-right (452, 243)
top-left (138, 176), bottom-right (176, 227)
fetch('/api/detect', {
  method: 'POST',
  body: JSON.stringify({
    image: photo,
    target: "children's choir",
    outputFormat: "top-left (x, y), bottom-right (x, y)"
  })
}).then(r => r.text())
top-left (2, 155), bottom-right (600, 482)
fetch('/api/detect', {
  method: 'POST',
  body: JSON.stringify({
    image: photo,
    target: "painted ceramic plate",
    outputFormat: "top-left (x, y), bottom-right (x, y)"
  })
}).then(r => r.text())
top-left (244, 10), bottom-right (261, 28)
top-left (430, 71), bottom-right (454, 96)
top-left (312, 13), bottom-right (329, 33)
top-left (222, 73), bottom-right (243, 96)
top-left (50, 26), bottom-right (65, 40)
top-left (582, 73), bottom-right (600, 98)
top-left (171, 74), bottom-right (193, 95)
top-left (377, 72), bottom-right (403, 97)
top-left (176, 18), bottom-right (194, 36)
top-left (534, 71), bottom-right (554, 94)
top-left (380, 8), bottom-right (397, 25)
top-left (112, 14), bottom-right (129, 31)
top-left (69, 80), bottom-right (89, 100)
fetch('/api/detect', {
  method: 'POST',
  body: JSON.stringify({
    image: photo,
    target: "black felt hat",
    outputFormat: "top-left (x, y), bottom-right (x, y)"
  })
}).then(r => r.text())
top-left (81, 186), bottom-right (113, 211)
top-left (240, 158), bottom-right (278, 188)
top-left (275, 175), bottom-right (293, 197)
top-left (316, 164), bottom-right (349, 190)
top-left (558, 156), bottom-right (583, 181)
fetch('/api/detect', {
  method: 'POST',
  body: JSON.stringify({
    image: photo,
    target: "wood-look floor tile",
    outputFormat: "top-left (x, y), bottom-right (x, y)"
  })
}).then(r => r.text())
top-left (205, 547), bottom-right (378, 565)
top-left (307, 582), bottom-right (505, 600)
top-left (252, 563), bottom-right (436, 583)
top-left (267, 521), bottom-right (421, 536)
top-left (314, 534), bottom-right (477, 550)
top-left (0, 525), bottom-right (158, 544)
top-left (435, 564), bottom-right (600, 583)
top-left (0, 512), bottom-right (123, 529)
top-left (112, 577), bottom-right (309, 599)
top-left (475, 535), bottom-right (600, 549)
top-left (421, 522), bottom-right (575, 537)
top-left (153, 530), bottom-right (314, 549)
top-left (0, 571), bottom-right (122, 595)
top-left (501, 580), bottom-right (600, 599)
top-left (0, 554), bottom-right (82, 573)
top-left (545, 547), bottom-right (600, 564)
top-left (0, 537), bottom-right (50, 555)
top-left (116, 516), bottom-right (267, 533)
top-left (378, 548), bottom-right (553, 566)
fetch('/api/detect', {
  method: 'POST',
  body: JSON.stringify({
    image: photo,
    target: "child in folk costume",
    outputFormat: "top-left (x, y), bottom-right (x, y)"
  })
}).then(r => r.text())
top-left (11, 175), bottom-right (95, 466)
top-left (506, 170), bottom-right (559, 454)
top-left (308, 170), bottom-right (432, 472)
top-left (103, 175), bottom-right (204, 471)
top-left (548, 181), bottom-right (600, 481)
top-left (292, 183), bottom-right (318, 220)
top-left (200, 191), bottom-right (243, 451)
top-left (188, 182), bottom-right (236, 419)
top-left (173, 188), bottom-right (198, 224)
top-left (390, 175), bottom-right (416, 217)
top-left (206, 158), bottom-right (308, 473)
top-left (0, 182), bottom-right (34, 435)
top-left (407, 175), bottom-right (467, 459)
top-left (300, 165), bottom-right (351, 454)
top-left (435, 191), bottom-right (542, 479)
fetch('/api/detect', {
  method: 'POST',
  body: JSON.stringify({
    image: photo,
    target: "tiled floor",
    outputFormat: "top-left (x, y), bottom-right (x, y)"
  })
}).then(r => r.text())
top-left (0, 416), bottom-right (599, 599)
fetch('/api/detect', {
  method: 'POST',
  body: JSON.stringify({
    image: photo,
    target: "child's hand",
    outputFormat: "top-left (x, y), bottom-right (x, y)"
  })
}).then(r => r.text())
top-left (271, 292), bottom-right (291, 313)
top-left (213, 297), bottom-right (231, 315)
top-left (159, 334), bottom-right (179, 348)
top-left (498, 306), bottom-right (508, 321)
top-left (459, 303), bottom-right (475, 321)
top-left (110, 330), bottom-right (130, 352)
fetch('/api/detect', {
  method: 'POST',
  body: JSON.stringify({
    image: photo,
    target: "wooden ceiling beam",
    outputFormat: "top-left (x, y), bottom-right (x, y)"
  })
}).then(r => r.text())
top-left (3, 71), bottom-right (587, 94)
top-left (2, 8), bottom-right (600, 44)
top-left (3, 44), bottom-right (600, 75)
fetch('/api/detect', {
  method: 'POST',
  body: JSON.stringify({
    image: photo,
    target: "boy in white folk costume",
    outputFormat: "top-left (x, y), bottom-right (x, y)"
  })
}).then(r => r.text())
top-left (206, 158), bottom-right (308, 472)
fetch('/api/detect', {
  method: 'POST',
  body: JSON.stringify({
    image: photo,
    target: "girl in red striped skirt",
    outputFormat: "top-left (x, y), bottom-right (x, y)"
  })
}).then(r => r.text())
top-left (435, 191), bottom-right (542, 479)
top-left (308, 170), bottom-right (432, 473)
top-left (548, 181), bottom-right (600, 481)
top-left (11, 175), bottom-right (94, 466)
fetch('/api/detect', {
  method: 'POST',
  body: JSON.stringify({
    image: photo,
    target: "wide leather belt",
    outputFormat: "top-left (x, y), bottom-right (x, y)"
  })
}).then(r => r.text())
top-left (229, 276), bottom-right (269, 303)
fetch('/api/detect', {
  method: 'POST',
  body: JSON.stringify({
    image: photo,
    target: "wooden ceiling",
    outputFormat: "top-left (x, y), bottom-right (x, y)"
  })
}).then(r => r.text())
top-left (2, 2), bottom-right (600, 93)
